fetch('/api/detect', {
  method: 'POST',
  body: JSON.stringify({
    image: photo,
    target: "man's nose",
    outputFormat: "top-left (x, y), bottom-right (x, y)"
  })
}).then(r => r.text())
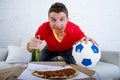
top-left (55, 21), bottom-right (62, 29)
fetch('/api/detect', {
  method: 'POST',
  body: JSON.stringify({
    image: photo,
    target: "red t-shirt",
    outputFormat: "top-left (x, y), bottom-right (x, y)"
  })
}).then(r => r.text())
top-left (35, 21), bottom-right (85, 52)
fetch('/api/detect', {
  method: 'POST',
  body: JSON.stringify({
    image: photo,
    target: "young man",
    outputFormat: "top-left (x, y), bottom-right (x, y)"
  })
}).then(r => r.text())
top-left (27, 2), bottom-right (97, 64)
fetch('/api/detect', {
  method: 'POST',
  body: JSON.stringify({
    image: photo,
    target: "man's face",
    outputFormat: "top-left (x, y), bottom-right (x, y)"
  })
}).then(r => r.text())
top-left (49, 12), bottom-right (69, 32)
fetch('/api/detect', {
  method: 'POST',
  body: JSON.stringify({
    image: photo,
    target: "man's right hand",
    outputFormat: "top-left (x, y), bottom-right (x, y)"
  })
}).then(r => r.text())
top-left (27, 37), bottom-right (42, 52)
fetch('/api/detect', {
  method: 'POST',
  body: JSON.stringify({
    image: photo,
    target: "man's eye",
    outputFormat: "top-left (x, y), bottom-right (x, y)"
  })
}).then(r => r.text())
top-left (51, 19), bottom-right (56, 22)
top-left (60, 19), bottom-right (65, 21)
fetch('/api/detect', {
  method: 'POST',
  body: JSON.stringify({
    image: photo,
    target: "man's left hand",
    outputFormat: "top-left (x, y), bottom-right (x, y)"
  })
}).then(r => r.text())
top-left (75, 36), bottom-right (99, 45)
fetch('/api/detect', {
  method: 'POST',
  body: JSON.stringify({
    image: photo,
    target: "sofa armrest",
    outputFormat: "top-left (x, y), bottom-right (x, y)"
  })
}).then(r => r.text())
top-left (0, 48), bottom-right (8, 61)
top-left (100, 50), bottom-right (120, 67)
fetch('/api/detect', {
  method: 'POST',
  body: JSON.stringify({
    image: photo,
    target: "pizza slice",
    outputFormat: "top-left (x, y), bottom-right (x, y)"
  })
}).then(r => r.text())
top-left (53, 28), bottom-right (66, 42)
top-left (32, 68), bottom-right (78, 79)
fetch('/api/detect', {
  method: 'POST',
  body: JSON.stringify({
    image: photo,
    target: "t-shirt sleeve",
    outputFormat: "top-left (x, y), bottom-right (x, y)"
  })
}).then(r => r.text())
top-left (75, 26), bottom-right (86, 41)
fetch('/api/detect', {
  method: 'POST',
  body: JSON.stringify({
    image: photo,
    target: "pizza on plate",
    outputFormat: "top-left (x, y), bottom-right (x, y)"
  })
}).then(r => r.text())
top-left (32, 68), bottom-right (78, 79)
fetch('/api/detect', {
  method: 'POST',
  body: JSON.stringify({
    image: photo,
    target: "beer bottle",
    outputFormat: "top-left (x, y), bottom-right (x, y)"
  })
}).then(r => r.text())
top-left (32, 36), bottom-right (40, 61)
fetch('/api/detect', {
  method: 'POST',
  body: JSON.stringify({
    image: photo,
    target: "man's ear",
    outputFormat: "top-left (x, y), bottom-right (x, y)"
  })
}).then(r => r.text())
top-left (67, 17), bottom-right (69, 21)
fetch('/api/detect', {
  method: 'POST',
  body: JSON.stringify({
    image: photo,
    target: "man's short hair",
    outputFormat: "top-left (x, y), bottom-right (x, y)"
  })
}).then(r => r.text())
top-left (48, 2), bottom-right (68, 17)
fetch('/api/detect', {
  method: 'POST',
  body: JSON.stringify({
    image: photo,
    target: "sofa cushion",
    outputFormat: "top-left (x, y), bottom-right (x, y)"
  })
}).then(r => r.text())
top-left (6, 45), bottom-right (31, 63)
top-left (101, 51), bottom-right (120, 67)
top-left (91, 61), bottom-right (120, 79)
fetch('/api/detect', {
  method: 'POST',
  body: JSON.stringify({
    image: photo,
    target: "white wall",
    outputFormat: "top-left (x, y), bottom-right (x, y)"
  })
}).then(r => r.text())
top-left (0, 0), bottom-right (33, 46)
top-left (0, 0), bottom-right (120, 51)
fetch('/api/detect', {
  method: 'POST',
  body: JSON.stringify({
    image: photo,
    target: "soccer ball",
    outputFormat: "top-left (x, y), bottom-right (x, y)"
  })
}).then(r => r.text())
top-left (72, 41), bottom-right (101, 68)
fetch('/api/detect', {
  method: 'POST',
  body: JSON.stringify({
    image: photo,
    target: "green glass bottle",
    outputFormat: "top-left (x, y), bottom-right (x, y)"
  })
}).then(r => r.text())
top-left (32, 36), bottom-right (40, 61)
